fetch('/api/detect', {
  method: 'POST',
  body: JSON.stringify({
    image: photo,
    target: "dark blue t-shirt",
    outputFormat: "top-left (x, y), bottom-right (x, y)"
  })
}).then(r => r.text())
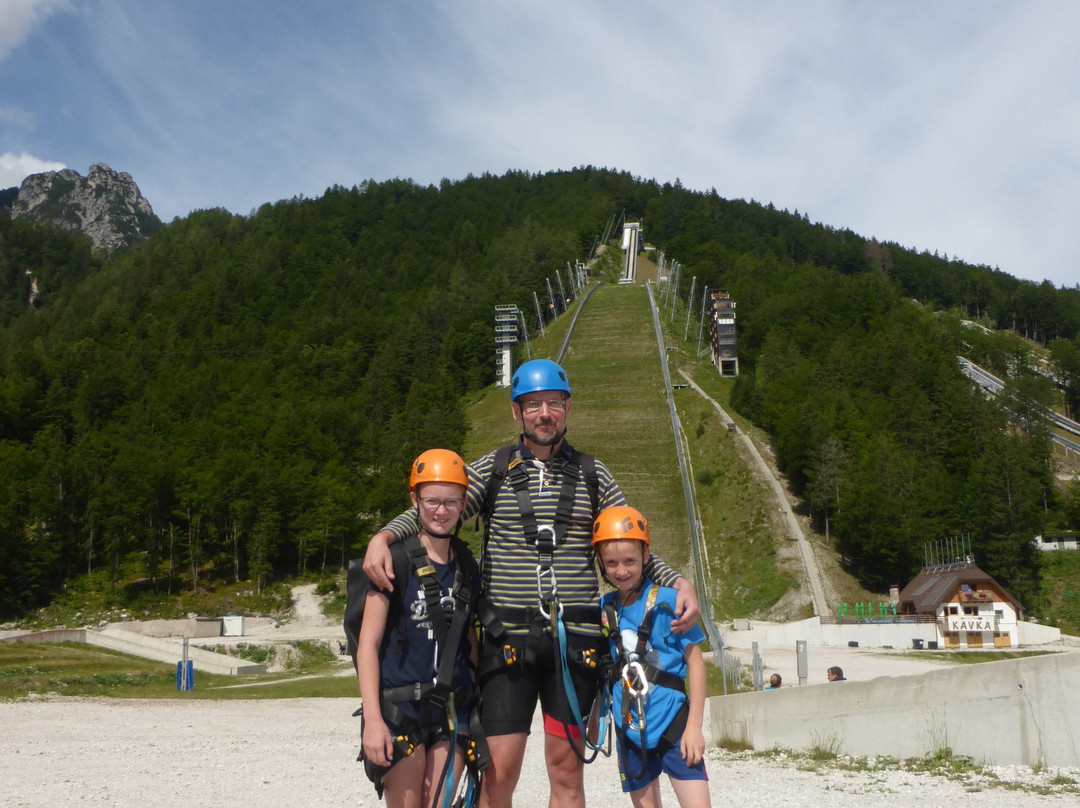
top-left (378, 549), bottom-right (474, 720)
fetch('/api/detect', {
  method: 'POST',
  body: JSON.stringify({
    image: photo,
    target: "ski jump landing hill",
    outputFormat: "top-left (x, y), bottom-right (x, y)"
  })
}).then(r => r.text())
top-left (561, 274), bottom-right (1079, 768)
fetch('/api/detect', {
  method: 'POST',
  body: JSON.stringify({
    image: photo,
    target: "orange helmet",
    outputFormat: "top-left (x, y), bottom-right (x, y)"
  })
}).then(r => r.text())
top-left (592, 505), bottom-right (649, 547)
top-left (410, 449), bottom-right (468, 491)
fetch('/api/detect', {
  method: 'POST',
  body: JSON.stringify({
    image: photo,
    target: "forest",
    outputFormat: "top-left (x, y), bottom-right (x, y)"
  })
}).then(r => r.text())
top-left (1, 167), bottom-right (1079, 619)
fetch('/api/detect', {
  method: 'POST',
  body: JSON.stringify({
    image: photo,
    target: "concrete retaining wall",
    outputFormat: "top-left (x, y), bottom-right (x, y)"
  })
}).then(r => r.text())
top-left (708, 651), bottom-right (1080, 767)
top-left (1, 628), bottom-right (264, 675)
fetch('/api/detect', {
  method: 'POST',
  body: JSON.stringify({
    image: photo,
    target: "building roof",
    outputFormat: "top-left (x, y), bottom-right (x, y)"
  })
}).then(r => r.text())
top-left (897, 562), bottom-right (1023, 615)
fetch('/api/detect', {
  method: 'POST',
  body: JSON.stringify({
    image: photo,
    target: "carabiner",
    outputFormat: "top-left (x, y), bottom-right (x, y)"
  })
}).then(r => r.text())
top-left (622, 660), bottom-right (649, 696)
top-left (535, 564), bottom-right (558, 604)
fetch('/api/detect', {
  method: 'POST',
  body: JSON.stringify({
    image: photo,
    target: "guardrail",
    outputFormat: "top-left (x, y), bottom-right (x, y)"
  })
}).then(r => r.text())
top-left (644, 281), bottom-right (724, 658)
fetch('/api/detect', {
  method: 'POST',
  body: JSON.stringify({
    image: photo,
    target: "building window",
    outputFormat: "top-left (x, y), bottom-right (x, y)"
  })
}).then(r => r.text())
top-left (963, 606), bottom-right (978, 616)
top-left (947, 605), bottom-right (959, 615)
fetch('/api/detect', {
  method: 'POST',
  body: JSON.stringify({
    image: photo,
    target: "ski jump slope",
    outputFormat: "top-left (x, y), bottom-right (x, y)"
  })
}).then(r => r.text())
top-left (551, 278), bottom-right (826, 651)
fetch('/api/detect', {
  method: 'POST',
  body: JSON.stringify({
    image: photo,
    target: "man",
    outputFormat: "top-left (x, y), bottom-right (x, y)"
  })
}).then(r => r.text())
top-left (827, 666), bottom-right (846, 682)
top-left (363, 359), bottom-right (701, 808)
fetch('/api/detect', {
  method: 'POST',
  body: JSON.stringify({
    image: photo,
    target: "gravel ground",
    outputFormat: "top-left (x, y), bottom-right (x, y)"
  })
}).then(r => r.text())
top-left (5, 588), bottom-right (1078, 806)
top-left (4, 696), bottom-right (1078, 807)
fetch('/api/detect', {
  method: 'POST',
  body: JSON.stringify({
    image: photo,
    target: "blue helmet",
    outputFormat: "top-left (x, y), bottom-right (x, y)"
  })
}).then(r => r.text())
top-left (511, 359), bottom-right (571, 400)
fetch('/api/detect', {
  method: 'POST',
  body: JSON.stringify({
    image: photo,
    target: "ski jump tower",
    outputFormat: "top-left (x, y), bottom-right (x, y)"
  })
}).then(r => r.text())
top-left (621, 222), bottom-right (641, 284)
top-left (709, 290), bottom-right (738, 377)
top-left (494, 304), bottom-right (528, 387)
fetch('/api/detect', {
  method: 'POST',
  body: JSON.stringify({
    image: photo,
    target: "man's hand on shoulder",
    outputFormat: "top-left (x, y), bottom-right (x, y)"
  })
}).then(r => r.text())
top-left (671, 577), bottom-right (701, 633)
top-left (361, 531), bottom-right (396, 590)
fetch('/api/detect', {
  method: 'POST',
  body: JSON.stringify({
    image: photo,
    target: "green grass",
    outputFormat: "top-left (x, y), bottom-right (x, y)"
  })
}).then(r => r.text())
top-left (561, 284), bottom-right (690, 570)
top-left (0, 640), bottom-right (355, 700)
top-left (23, 563), bottom-right (295, 631)
top-left (740, 746), bottom-right (1080, 796)
top-left (1036, 550), bottom-right (1080, 635)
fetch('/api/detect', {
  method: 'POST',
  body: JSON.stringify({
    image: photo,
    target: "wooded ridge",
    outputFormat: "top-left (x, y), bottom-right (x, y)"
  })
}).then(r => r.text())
top-left (1, 167), bottom-right (1078, 621)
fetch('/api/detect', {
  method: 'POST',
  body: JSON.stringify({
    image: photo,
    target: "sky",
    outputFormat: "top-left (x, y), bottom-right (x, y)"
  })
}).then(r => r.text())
top-left (1, 1), bottom-right (1078, 288)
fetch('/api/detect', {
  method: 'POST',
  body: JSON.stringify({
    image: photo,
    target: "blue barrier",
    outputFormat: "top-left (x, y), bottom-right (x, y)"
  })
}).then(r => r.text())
top-left (176, 659), bottom-right (194, 691)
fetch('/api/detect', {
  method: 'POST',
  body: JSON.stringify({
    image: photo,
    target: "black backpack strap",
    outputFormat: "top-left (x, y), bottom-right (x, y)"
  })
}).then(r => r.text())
top-left (477, 445), bottom-right (516, 574)
top-left (574, 449), bottom-right (600, 520)
top-left (344, 540), bottom-right (414, 666)
top-left (630, 587), bottom-right (686, 694)
top-left (480, 445), bottom-right (516, 524)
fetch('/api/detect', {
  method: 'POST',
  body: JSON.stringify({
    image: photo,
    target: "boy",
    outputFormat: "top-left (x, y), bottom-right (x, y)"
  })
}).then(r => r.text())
top-left (355, 449), bottom-right (481, 808)
top-left (593, 506), bottom-right (711, 808)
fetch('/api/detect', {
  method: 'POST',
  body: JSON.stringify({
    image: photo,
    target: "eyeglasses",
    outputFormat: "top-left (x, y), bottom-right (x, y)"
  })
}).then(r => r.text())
top-left (519, 398), bottom-right (567, 413)
top-left (418, 497), bottom-right (465, 513)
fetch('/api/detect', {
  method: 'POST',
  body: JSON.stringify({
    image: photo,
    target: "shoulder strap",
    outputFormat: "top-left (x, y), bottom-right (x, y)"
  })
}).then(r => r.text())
top-left (477, 445), bottom-right (516, 577)
top-left (572, 449), bottom-right (600, 519)
top-left (386, 539), bottom-right (417, 653)
top-left (402, 534), bottom-right (454, 647)
top-left (481, 445), bottom-right (516, 523)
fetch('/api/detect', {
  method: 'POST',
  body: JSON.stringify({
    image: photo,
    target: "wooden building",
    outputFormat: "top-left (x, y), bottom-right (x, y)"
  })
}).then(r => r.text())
top-left (897, 562), bottom-right (1024, 649)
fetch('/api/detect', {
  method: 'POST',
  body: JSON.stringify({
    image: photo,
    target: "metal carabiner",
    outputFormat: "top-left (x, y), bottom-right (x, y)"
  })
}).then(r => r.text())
top-left (621, 660), bottom-right (650, 732)
top-left (534, 524), bottom-right (557, 553)
top-left (535, 524), bottom-right (559, 619)
top-left (621, 660), bottom-right (650, 700)
top-left (536, 563), bottom-right (558, 600)
top-left (536, 577), bottom-right (563, 620)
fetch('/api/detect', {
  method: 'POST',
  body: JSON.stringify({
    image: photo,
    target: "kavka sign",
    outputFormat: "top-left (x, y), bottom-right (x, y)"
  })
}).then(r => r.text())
top-left (947, 617), bottom-right (994, 632)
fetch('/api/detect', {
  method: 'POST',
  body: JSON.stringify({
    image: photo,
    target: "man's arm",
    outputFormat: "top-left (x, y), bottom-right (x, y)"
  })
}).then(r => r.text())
top-left (597, 457), bottom-right (702, 631)
top-left (680, 643), bottom-right (707, 766)
top-left (362, 454), bottom-right (491, 590)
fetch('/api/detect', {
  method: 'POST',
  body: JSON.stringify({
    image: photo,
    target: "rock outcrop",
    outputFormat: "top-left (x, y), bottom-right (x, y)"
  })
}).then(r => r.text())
top-left (11, 163), bottom-right (160, 254)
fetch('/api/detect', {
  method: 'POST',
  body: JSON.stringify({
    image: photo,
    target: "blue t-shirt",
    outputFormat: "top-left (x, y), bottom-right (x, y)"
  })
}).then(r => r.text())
top-left (379, 551), bottom-right (474, 707)
top-left (602, 580), bottom-right (705, 749)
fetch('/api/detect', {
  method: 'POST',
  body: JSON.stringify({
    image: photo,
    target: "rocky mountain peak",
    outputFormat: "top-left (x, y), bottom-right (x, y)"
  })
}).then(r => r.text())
top-left (11, 162), bottom-right (161, 254)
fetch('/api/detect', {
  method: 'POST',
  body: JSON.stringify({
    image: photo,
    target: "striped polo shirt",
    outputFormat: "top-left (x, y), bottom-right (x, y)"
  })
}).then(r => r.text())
top-left (383, 438), bottom-right (682, 637)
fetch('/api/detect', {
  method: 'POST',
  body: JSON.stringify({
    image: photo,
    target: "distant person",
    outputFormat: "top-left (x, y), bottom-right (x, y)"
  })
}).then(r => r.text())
top-left (594, 505), bottom-right (710, 808)
top-left (355, 449), bottom-right (481, 808)
top-left (827, 666), bottom-right (846, 682)
top-left (765, 673), bottom-right (782, 690)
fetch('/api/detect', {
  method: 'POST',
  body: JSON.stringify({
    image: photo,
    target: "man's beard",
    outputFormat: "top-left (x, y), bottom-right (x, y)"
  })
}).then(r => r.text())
top-left (523, 425), bottom-right (566, 447)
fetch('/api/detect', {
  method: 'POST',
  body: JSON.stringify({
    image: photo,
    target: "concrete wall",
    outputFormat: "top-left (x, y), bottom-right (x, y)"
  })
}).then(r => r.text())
top-left (91, 628), bottom-right (265, 675)
top-left (708, 651), bottom-right (1080, 767)
top-left (1, 628), bottom-right (264, 675)
top-left (1017, 621), bottom-right (1065, 645)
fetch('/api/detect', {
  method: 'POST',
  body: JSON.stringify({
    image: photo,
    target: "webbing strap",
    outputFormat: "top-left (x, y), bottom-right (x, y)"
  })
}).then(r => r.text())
top-left (555, 611), bottom-right (610, 763)
top-left (549, 455), bottom-right (580, 545)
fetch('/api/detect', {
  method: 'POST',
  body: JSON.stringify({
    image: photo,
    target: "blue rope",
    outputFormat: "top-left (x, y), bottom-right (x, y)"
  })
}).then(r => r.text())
top-left (556, 611), bottom-right (611, 754)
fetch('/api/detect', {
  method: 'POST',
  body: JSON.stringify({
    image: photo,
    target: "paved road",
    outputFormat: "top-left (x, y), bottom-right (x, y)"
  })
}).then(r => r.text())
top-left (678, 369), bottom-right (829, 617)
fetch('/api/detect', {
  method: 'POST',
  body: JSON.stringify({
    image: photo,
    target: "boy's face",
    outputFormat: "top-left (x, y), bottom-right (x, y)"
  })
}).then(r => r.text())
top-left (598, 539), bottom-right (649, 596)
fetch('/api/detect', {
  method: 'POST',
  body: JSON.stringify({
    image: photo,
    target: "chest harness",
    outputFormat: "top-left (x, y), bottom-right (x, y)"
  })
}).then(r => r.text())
top-left (601, 583), bottom-right (690, 781)
top-left (475, 444), bottom-right (612, 762)
top-left (353, 536), bottom-right (489, 806)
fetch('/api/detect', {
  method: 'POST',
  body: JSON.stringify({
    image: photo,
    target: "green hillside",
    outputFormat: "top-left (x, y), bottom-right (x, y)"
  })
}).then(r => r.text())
top-left (2, 167), bottom-right (1080, 628)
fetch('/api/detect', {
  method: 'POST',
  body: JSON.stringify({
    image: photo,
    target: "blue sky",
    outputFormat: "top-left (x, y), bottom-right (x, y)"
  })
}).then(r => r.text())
top-left (2, 1), bottom-right (1078, 288)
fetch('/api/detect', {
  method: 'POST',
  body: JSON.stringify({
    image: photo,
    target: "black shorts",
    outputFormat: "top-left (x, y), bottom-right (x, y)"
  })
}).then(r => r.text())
top-left (479, 629), bottom-right (604, 737)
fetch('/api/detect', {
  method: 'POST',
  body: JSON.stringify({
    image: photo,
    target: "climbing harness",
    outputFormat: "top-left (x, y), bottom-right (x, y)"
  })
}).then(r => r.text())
top-left (474, 444), bottom-right (610, 763)
top-left (349, 535), bottom-right (489, 806)
top-left (602, 584), bottom-right (688, 782)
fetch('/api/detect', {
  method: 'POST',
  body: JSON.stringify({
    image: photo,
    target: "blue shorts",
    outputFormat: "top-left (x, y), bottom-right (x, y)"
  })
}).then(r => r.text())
top-left (616, 736), bottom-right (708, 793)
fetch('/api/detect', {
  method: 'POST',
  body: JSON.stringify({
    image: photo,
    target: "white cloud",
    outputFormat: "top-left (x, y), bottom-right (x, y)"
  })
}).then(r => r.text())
top-left (0, 0), bottom-right (72, 62)
top-left (0, 151), bottom-right (66, 188)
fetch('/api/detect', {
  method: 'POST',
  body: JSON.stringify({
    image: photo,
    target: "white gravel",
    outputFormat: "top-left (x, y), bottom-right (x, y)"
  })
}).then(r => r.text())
top-left (3, 696), bottom-right (1077, 807)
top-left (5, 588), bottom-right (1078, 806)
